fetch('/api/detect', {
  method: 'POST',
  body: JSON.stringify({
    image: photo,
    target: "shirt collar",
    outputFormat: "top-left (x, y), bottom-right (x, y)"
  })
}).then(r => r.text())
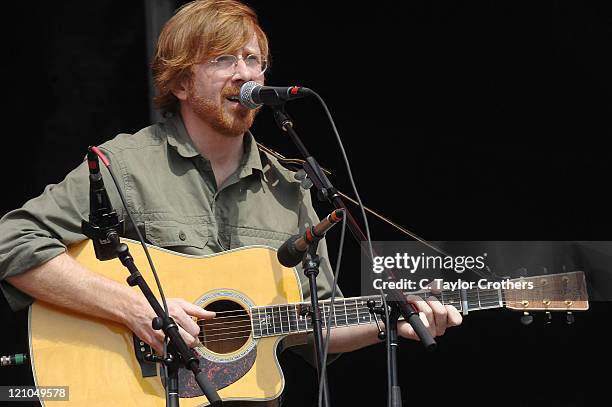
top-left (240, 130), bottom-right (267, 181)
top-left (163, 113), bottom-right (266, 180)
top-left (164, 113), bottom-right (200, 158)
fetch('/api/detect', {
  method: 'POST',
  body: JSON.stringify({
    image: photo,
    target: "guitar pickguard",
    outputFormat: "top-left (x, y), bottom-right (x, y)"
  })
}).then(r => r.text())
top-left (178, 347), bottom-right (257, 397)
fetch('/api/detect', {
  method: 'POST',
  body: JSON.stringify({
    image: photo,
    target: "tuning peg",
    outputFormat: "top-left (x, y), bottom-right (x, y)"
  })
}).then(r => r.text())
top-left (520, 312), bottom-right (533, 325)
top-left (545, 311), bottom-right (552, 325)
top-left (566, 312), bottom-right (575, 325)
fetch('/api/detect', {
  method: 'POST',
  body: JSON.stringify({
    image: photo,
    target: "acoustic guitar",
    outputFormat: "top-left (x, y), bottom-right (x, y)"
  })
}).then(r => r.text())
top-left (29, 239), bottom-right (589, 406)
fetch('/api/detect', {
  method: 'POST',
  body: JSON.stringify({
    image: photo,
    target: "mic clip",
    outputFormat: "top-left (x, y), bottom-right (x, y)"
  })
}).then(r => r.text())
top-left (82, 214), bottom-right (124, 261)
top-left (367, 299), bottom-right (388, 340)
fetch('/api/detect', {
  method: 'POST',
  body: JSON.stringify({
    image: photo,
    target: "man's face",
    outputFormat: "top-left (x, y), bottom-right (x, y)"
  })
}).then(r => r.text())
top-left (184, 34), bottom-right (264, 137)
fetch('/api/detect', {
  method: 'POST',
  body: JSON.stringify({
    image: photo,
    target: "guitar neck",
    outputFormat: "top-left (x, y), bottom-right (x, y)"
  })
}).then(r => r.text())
top-left (250, 286), bottom-right (503, 339)
top-left (250, 271), bottom-right (589, 338)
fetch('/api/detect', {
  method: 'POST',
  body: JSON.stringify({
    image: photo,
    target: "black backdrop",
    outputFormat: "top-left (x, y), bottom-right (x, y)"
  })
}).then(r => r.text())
top-left (2, 1), bottom-right (611, 406)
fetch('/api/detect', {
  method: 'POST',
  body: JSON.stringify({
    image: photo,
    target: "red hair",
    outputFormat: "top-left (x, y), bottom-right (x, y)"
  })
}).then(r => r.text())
top-left (152, 0), bottom-right (269, 114)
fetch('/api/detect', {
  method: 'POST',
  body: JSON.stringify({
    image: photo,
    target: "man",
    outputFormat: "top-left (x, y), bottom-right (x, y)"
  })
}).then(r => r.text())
top-left (0, 0), bottom-right (461, 404)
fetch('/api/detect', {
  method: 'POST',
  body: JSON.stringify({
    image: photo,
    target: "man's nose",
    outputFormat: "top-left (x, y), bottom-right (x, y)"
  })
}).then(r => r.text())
top-left (232, 59), bottom-right (253, 82)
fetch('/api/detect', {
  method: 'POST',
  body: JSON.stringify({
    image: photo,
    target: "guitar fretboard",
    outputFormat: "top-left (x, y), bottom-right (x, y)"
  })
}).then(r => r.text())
top-left (250, 287), bottom-right (504, 338)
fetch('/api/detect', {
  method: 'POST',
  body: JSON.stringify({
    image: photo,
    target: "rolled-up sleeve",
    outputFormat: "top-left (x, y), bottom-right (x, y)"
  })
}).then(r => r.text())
top-left (0, 152), bottom-right (120, 310)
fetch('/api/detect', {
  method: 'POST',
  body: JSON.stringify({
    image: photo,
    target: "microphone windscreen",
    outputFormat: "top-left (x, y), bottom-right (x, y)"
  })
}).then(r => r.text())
top-left (277, 234), bottom-right (304, 268)
top-left (239, 81), bottom-right (261, 109)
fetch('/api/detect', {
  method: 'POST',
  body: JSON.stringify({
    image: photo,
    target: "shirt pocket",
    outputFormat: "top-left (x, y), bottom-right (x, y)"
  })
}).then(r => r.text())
top-left (144, 220), bottom-right (209, 254)
top-left (229, 226), bottom-right (293, 250)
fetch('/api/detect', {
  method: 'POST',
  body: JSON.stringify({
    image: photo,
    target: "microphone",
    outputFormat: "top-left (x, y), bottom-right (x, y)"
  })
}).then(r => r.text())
top-left (277, 209), bottom-right (344, 268)
top-left (1, 353), bottom-right (27, 367)
top-left (240, 81), bottom-right (311, 109)
top-left (81, 147), bottom-right (123, 260)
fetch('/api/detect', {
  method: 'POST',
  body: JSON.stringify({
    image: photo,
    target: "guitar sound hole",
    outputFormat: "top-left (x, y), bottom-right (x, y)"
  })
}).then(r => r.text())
top-left (199, 300), bottom-right (251, 354)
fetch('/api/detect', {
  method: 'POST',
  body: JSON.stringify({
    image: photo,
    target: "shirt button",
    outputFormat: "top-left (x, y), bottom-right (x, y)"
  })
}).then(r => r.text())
top-left (179, 231), bottom-right (187, 241)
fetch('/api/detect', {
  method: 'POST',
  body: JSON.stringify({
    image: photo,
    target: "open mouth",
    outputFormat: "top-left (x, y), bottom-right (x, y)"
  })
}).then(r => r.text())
top-left (226, 95), bottom-right (240, 103)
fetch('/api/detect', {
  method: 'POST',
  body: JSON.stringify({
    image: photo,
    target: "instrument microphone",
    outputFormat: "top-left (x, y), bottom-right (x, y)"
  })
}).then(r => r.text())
top-left (277, 209), bottom-right (344, 268)
top-left (239, 81), bottom-right (312, 109)
top-left (81, 146), bottom-right (123, 260)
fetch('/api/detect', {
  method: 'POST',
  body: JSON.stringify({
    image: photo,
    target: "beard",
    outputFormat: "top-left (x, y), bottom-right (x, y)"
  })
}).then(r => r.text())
top-left (187, 84), bottom-right (259, 137)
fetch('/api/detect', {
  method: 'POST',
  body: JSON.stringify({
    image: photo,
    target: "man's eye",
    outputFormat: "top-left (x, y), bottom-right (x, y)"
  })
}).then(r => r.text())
top-left (245, 55), bottom-right (262, 65)
top-left (216, 55), bottom-right (236, 65)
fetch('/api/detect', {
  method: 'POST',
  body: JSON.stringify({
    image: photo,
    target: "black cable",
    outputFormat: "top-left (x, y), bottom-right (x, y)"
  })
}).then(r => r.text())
top-left (318, 213), bottom-right (347, 407)
top-left (96, 150), bottom-right (172, 405)
top-left (307, 92), bottom-right (393, 406)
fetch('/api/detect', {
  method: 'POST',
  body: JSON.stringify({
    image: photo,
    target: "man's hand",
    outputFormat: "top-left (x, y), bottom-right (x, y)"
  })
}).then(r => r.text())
top-left (125, 297), bottom-right (216, 353)
top-left (397, 294), bottom-right (462, 340)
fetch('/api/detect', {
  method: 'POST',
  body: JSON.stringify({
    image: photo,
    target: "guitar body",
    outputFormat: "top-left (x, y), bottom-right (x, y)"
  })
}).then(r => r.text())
top-left (29, 240), bottom-right (304, 406)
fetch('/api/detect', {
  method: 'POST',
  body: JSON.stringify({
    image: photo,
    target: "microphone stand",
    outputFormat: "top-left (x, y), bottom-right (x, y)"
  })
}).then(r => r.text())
top-left (81, 233), bottom-right (221, 406)
top-left (301, 238), bottom-right (331, 407)
top-left (270, 104), bottom-right (435, 406)
top-left (115, 241), bottom-right (221, 407)
top-left (82, 149), bottom-right (221, 407)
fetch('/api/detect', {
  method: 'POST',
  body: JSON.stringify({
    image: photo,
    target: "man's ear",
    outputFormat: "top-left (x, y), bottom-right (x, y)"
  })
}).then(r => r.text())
top-left (172, 73), bottom-right (191, 101)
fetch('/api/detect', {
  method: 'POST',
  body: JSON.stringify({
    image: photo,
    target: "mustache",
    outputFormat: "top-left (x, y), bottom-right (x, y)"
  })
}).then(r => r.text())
top-left (221, 86), bottom-right (242, 98)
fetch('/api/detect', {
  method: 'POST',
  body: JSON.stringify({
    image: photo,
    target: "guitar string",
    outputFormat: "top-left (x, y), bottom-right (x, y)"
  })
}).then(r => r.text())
top-left (198, 288), bottom-right (579, 317)
top-left (195, 293), bottom-right (577, 327)
top-left (197, 305), bottom-right (583, 341)
top-left (197, 280), bottom-right (581, 317)
top-left (198, 316), bottom-right (386, 342)
top-left (194, 281), bottom-right (583, 329)
top-left (196, 293), bottom-right (577, 327)
top-left (197, 303), bottom-right (578, 337)
top-left (196, 291), bottom-right (577, 323)
top-left (194, 285), bottom-right (584, 341)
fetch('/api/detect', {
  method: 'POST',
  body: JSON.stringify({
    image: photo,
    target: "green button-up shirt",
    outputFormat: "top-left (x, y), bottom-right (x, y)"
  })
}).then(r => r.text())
top-left (0, 114), bottom-right (338, 312)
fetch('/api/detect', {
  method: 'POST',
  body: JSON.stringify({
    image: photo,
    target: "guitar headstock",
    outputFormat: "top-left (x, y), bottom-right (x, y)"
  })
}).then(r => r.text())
top-left (504, 271), bottom-right (589, 312)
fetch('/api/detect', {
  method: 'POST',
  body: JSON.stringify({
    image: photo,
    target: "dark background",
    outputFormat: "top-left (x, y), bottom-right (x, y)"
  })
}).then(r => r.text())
top-left (2, 1), bottom-right (611, 406)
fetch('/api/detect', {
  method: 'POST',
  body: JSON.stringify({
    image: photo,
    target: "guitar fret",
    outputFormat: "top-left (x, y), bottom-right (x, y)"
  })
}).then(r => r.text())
top-left (298, 304), bottom-right (307, 332)
top-left (284, 305), bottom-right (289, 333)
top-left (286, 305), bottom-right (293, 333)
top-left (284, 305), bottom-right (290, 334)
top-left (333, 302), bottom-right (338, 327)
top-left (257, 307), bottom-right (263, 338)
top-left (269, 307), bottom-right (276, 334)
top-left (344, 299), bottom-right (349, 326)
top-left (356, 300), bottom-right (362, 323)
top-left (251, 307), bottom-right (258, 338)
top-left (278, 305), bottom-right (284, 334)
top-left (321, 304), bottom-right (327, 329)
top-left (354, 299), bottom-right (361, 325)
top-left (256, 307), bottom-right (262, 337)
top-left (330, 299), bottom-right (347, 327)
top-left (294, 305), bottom-right (300, 332)
top-left (475, 289), bottom-right (502, 309)
top-left (276, 306), bottom-right (282, 334)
